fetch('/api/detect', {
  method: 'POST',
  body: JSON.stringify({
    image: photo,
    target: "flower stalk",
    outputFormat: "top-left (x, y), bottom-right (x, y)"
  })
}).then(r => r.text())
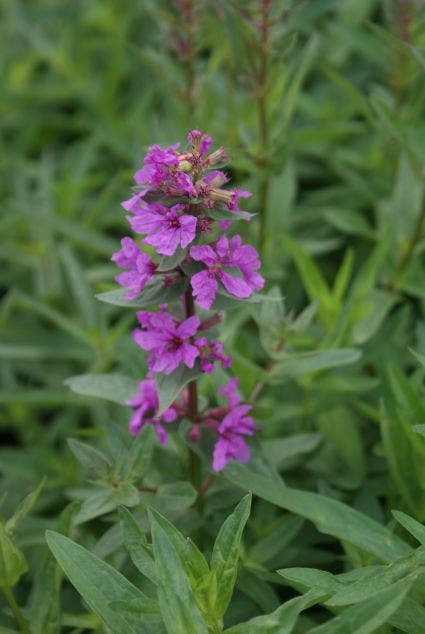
top-left (112, 130), bottom-right (265, 472)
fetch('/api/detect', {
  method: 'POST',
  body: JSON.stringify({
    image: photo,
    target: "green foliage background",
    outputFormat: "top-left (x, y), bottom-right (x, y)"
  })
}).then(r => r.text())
top-left (2, 0), bottom-right (425, 632)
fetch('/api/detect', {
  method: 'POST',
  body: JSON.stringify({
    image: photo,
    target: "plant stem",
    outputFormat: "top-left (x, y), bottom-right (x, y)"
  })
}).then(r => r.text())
top-left (184, 289), bottom-right (203, 509)
top-left (2, 586), bottom-right (30, 634)
top-left (257, 0), bottom-right (271, 256)
top-left (182, 0), bottom-right (196, 120)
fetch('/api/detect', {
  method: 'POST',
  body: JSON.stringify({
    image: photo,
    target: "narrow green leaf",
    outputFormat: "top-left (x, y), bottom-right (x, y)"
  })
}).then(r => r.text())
top-left (45, 530), bottom-right (146, 633)
top-left (224, 589), bottom-right (323, 633)
top-left (96, 278), bottom-right (187, 308)
top-left (224, 464), bottom-right (410, 562)
top-left (0, 522), bottom-right (27, 588)
top-left (5, 477), bottom-right (46, 534)
top-left (149, 515), bottom-right (208, 634)
top-left (148, 507), bottom-right (209, 584)
top-left (211, 493), bottom-right (252, 618)
top-left (270, 348), bottom-right (361, 380)
top-left (392, 510), bottom-right (425, 546)
top-left (309, 577), bottom-right (414, 634)
top-left (67, 438), bottom-right (112, 479)
top-left (118, 507), bottom-right (157, 585)
top-left (65, 373), bottom-right (138, 405)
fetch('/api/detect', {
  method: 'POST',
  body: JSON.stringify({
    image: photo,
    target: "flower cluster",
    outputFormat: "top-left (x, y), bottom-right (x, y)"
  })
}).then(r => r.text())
top-left (112, 131), bottom-right (264, 471)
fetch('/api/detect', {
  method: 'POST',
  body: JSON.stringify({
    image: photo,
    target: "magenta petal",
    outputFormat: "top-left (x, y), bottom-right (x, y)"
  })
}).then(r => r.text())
top-left (191, 271), bottom-right (217, 309)
top-left (179, 215), bottom-right (197, 248)
top-left (177, 315), bottom-right (200, 338)
top-left (220, 271), bottom-right (252, 298)
top-left (155, 422), bottom-right (168, 445)
top-left (216, 235), bottom-right (230, 259)
top-left (129, 408), bottom-right (144, 436)
top-left (212, 438), bottom-right (228, 472)
top-left (190, 245), bottom-right (217, 265)
top-left (144, 226), bottom-right (180, 256)
top-left (181, 343), bottom-right (200, 368)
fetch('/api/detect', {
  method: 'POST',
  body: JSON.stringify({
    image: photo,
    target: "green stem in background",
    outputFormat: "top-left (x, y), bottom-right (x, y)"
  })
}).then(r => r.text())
top-left (256, 0), bottom-right (271, 258)
top-left (177, 0), bottom-right (196, 121)
top-left (2, 586), bottom-right (30, 634)
top-left (390, 187), bottom-right (425, 288)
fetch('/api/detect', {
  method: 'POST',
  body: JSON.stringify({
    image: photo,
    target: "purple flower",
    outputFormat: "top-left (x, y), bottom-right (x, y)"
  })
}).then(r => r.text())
top-left (189, 235), bottom-right (262, 309)
top-left (133, 310), bottom-right (200, 374)
top-left (195, 336), bottom-right (232, 373)
top-left (121, 189), bottom-right (148, 213)
top-left (132, 143), bottom-right (195, 196)
top-left (187, 130), bottom-right (213, 155)
top-left (226, 235), bottom-right (265, 293)
top-left (127, 379), bottom-right (178, 444)
top-left (219, 376), bottom-right (240, 407)
top-left (111, 238), bottom-right (156, 300)
top-left (212, 403), bottom-right (255, 471)
top-left (128, 204), bottom-right (197, 256)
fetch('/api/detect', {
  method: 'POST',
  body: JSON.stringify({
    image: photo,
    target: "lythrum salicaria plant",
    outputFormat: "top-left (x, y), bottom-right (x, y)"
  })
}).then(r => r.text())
top-left (112, 130), bottom-right (264, 471)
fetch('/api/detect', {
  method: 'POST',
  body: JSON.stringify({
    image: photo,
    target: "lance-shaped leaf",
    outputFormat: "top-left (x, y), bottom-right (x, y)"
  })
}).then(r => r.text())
top-left (118, 507), bottom-right (157, 585)
top-left (45, 530), bottom-right (153, 633)
top-left (149, 514), bottom-right (209, 634)
top-left (210, 493), bottom-right (252, 618)
top-left (65, 373), bottom-right (138, 405)
top-left (67, 439), bottom-right (112, 480)
top-left (224, 589), bottom-right (324, 633)
top-left (0, 522), bottom-right (27, 588)
top-left (309, 576), bottom-right (414, 634)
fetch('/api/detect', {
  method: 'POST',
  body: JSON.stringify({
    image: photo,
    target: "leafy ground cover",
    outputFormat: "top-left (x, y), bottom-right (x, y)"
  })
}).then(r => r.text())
top-left (1, 1), bottom-right (425, 632)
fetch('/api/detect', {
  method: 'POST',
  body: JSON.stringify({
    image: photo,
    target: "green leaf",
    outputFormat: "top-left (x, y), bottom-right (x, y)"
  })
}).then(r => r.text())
top-left (0, 522), bottom-right (27, 587)
top-left (270, 348), bottom-right (361, 380)
top-left (118, 425), bottom-right (156, 482)
top-left (211, 493), bottom-right (251, 618)
top-left (109, 598), bottom-right (164, 631)
top-left (149, 515), bottom-right (209, 634)
top-left (96, 278), bottom-right (187, 308)
top-left (223, 464), bottom-right (410, 562)
top-left (5, 477), bottom-right (46, 534)
top-left (392, 510), bottom-right (425, 546)
top-left (118, 507), bottom-right (157, 585)
top-left (157, 247), bottom-right (188, 272)
top-left (309, 577), bottom-right (414, 634)
top-left (28, 553), bottom-right (60, 634)
top-left (156, 366), bottom-right (202, 414)
top-left (258, 286), bottom-right (285, 355)
top-left (45, 530), bottom-right (148, 633)
top-left (67, 438), bottom-right (112, 479)
top-left (65, 373), bottom-right (138, 405)
top-left (261, 434), bottom-right (321, 470)
top-left (139, 482), bottom-right (197, 515)
top-left (74, 484), bottom-right (139, 524)
top-left (224, 589), bottom-right (323, 633)
top-left (148, 508), bottom-right (209, 585)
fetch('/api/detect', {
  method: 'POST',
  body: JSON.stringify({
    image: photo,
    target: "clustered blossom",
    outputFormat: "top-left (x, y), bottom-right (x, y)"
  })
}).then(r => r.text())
top-left (112, 130), bottom-right (264, 471)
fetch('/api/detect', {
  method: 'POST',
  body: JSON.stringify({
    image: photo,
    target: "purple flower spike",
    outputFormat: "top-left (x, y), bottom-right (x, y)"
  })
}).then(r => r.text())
top-left (127, 379), bottom-right (178, 444)
top-left (133, 310), bottom-right (200, 374)
top-left (111, 237), bottom-right (156, 300)
top-left (189, 235), bottom-right (262, 309)
top-left (212, 403), bottom-right (255, 471)
top-left (196, 337), bottom-right (232, 373)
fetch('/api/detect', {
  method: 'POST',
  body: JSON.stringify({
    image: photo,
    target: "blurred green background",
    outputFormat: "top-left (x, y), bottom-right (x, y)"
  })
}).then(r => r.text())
top-left (2, 0), bottom-right (425, 630)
